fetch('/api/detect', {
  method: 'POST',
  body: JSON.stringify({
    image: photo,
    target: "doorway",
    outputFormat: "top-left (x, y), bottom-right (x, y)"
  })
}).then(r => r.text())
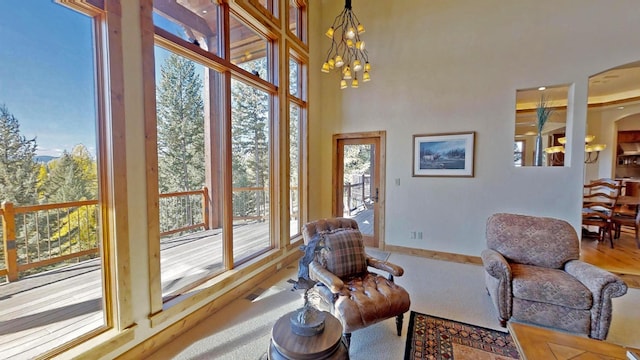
top-left (333, 131), bottom-right (385, 248)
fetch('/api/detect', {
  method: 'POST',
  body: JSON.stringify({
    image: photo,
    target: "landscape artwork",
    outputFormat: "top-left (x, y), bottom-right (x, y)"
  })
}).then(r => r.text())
top-left (412, 132), bottom-right (475, 177)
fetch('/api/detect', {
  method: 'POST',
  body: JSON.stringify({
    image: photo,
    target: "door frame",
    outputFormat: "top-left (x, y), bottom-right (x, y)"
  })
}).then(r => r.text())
top-left (332, 131), bottom-right (386, 249)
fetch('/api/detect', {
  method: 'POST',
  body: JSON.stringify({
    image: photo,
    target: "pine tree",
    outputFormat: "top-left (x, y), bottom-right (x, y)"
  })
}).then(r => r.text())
top-left (0, 104), bottom-right (38, 266)
top-left (156, 54), bottom-right (205, 230)
top-left (0, 104), bottom-right (38, 206)
top-left (41, 144), bottom-right (96, 203)
top-left (231, 61), bottom-right (270, 220)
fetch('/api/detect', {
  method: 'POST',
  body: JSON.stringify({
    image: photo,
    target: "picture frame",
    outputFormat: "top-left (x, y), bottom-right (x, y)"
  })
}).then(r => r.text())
top-left (412, 131), bottom-right (476, 177)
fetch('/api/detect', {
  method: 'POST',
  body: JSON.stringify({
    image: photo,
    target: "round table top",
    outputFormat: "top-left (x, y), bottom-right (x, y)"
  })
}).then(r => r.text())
top-left (271, 310), bottom-right (343, 359)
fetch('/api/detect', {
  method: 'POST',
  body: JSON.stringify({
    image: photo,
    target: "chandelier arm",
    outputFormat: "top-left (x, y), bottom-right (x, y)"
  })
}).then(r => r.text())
top-left (331, 8), bottom-right (346, 29)
top-left (360, 49), bottom-right (368, 63)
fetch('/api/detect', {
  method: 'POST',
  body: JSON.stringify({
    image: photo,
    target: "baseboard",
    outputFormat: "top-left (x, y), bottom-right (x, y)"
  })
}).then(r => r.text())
top-left (384, 245), bottom-right (640, 290)
top-left (384, 244), bottom-right (482, 266)
top-left (116, 250), bottom-right (301, 360)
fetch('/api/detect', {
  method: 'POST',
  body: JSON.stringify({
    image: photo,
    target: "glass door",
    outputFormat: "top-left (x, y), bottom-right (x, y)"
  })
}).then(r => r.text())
top-left (334, 133), bottom-right (384, 247)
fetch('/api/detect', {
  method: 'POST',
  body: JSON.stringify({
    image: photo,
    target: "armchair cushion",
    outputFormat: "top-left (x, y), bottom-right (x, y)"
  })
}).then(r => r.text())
top-left (318, 229), bottom-right (367, 278)
top-left (511, 264), bottom-right (592, 309)
top-left (333, 273), bottom-right (411, 333)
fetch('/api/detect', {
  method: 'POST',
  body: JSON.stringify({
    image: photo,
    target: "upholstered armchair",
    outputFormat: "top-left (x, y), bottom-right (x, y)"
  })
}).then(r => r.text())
top-left (481, 213), bottom-right (628, 340)
top-left (302, 218), bottom-right (411, 347)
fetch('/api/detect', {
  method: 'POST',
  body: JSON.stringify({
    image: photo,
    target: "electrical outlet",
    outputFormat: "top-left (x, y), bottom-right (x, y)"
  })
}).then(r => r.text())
top-left (417, 232), bottom-right (423, 239)
top-left (410, 231), bottom-right (416, 239)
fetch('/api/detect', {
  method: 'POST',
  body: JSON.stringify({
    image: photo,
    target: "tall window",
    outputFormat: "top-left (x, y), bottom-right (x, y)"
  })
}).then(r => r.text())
top-left (230, 13), bottom-right (270, 82)
top-left (152, 0), bottom-right (281, 302)
top-left (154, 47), bottom-right (224, 300)
top-left (253, 0), bottom-right (279, 19)
top-left (231, 78), bottom-right (272, 263)
top-left (288, 55), bottom-right (306, 239)
top-left (0, 1), bottom-right (108, 358)
top-left (288, 0), bottom-right (307, 44)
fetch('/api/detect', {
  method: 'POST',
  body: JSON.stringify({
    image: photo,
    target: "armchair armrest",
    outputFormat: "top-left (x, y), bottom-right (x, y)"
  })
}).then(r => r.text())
top-left (309, 260), bottom-right (344, 293)
top-left (481, 249), bottom-right (512, 281)
top-left (367, 256), bottom-right (404, 277)
top-left (565, 260), bottom-right (627, 297)
top-left (564, 260), bottom-right (628, 340)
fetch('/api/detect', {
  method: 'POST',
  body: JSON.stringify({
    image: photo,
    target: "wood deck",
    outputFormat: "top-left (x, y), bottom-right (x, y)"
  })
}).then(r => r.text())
top-left (348, 208), bottom-right (374, 236)
top-left (0, 222), bottom-right (269, 360)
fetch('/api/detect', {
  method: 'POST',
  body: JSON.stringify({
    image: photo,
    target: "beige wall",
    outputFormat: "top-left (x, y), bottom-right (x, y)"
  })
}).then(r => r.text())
top-left (309, 0), bottom-right (640, 255)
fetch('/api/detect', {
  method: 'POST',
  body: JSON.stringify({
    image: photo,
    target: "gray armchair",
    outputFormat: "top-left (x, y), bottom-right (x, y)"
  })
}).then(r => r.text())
top-left (481, 213), bottom-right (628, 340)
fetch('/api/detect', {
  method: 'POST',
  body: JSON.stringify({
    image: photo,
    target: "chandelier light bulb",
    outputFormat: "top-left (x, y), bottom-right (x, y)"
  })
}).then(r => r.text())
top-left (353, 60), bottom-right (362, 72)
top-left (363, 71), bottom-right (371, 82)
top-left (357, 23), bottom-right (365, 34)
top-left (343, 66), bottom-right (352, 80)
top-left (328, 58), bottom-right (335, 69)
top-left (351, 78), bottom-right (359, 88)
top-left (346, 27), bottom-right (356, 39)
top-left (346, 39), bottom-right (354, 48)
top-left (356, 41), bottom-right (365, 51)
top-left (321, 62), bottom-right (330, 73)
top-left (335, 55), bottom-right (344, 67)
top-left (340, 80), bottom-right (347, 89)
top-left (364, 62), bottom-right (371, 72)
top-left (325, 27), bottom-right (334, 39)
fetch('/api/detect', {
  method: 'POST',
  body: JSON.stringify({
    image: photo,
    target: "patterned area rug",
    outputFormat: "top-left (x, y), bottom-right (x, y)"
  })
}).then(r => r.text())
top-left (404, 312), bottom-right (520, 360)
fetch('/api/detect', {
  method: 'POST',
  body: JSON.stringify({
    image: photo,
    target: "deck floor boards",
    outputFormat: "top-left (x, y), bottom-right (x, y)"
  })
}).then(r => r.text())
top-left (0, 222), bottom-right (271, 359)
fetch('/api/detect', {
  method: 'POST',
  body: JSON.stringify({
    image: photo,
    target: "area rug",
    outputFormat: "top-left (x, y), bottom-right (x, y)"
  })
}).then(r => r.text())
top-left (404, 312), bottom-right (520, 360)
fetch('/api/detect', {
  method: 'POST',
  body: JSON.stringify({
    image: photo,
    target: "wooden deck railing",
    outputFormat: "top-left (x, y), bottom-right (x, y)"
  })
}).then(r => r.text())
top-left (0, 185), bottom-right (281, 283)
top-left (1, 188), bottom-right (210, 282)
top-left (1, 199), bottom-right (100, 282)
top-left (344, 175), bottom-right (371, 213)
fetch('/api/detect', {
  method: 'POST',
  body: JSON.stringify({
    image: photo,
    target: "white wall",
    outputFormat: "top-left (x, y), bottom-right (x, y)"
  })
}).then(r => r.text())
top-left (310, 0), bottom-right (640, 256)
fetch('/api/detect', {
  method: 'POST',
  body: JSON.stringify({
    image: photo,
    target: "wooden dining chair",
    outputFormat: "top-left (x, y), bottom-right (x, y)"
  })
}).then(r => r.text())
top-left (612, 181), bottom-right (640, 249)
top-left (612, 209), bottom-right (640, 249)
top-left (582, 178), bottom-right (622, 248)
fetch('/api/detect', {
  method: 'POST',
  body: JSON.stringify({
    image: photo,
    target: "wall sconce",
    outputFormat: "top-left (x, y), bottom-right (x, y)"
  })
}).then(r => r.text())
top-left (544, 135), bottom-right (606, 164)
top-left (321, 0), bottom-right (370, 89)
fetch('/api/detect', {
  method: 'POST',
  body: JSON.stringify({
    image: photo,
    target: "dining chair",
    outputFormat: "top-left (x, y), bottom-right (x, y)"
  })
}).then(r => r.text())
top-left (612, 181), bottom-right (640, 249)
top-left (582, 178), bottom-right (622, 248)
top-left (612, 209), bottom-right (640, 249)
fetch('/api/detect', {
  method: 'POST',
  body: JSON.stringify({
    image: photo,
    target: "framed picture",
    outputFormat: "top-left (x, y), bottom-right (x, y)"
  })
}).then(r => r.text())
top-left (412, 131), bottom-right (476, 177)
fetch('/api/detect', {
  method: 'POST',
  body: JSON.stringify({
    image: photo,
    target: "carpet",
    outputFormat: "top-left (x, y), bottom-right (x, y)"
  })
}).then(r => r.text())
top-left (404, 312), bottom-right (520, 360)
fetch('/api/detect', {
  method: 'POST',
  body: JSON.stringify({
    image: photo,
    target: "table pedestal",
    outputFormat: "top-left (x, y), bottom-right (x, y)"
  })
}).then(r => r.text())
top-left (268, 311), bottom-right (348, 360)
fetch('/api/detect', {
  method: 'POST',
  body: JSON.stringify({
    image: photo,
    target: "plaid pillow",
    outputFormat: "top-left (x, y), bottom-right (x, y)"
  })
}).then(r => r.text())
top-left (319, 229), bottom-right (367, 278)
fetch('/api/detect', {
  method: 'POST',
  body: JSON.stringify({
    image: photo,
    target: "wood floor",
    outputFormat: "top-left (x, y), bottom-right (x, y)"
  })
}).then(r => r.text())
top-left (580, 227), bottom-right (640, 288)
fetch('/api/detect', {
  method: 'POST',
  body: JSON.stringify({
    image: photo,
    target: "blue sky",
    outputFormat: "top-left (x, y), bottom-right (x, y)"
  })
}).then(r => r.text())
top-left (0, 1), bottom-right (96, 157)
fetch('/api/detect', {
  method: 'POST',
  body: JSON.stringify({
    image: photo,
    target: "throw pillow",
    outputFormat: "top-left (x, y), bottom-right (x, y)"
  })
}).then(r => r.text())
top-left (319, 229), bottom-right (366, 278)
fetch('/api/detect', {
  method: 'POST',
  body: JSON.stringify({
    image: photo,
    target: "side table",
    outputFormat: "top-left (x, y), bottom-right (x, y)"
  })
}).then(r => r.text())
top-left (268, 310), bottom-right (348, 360)
top-left (508, 321), bottom-right (640, 360)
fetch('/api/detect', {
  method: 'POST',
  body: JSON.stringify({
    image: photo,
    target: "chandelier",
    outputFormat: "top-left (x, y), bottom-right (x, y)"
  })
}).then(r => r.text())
top-left (321, 0), bottom-right (371, 89)
top-left (544, 135), bottom-right (606, 164)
